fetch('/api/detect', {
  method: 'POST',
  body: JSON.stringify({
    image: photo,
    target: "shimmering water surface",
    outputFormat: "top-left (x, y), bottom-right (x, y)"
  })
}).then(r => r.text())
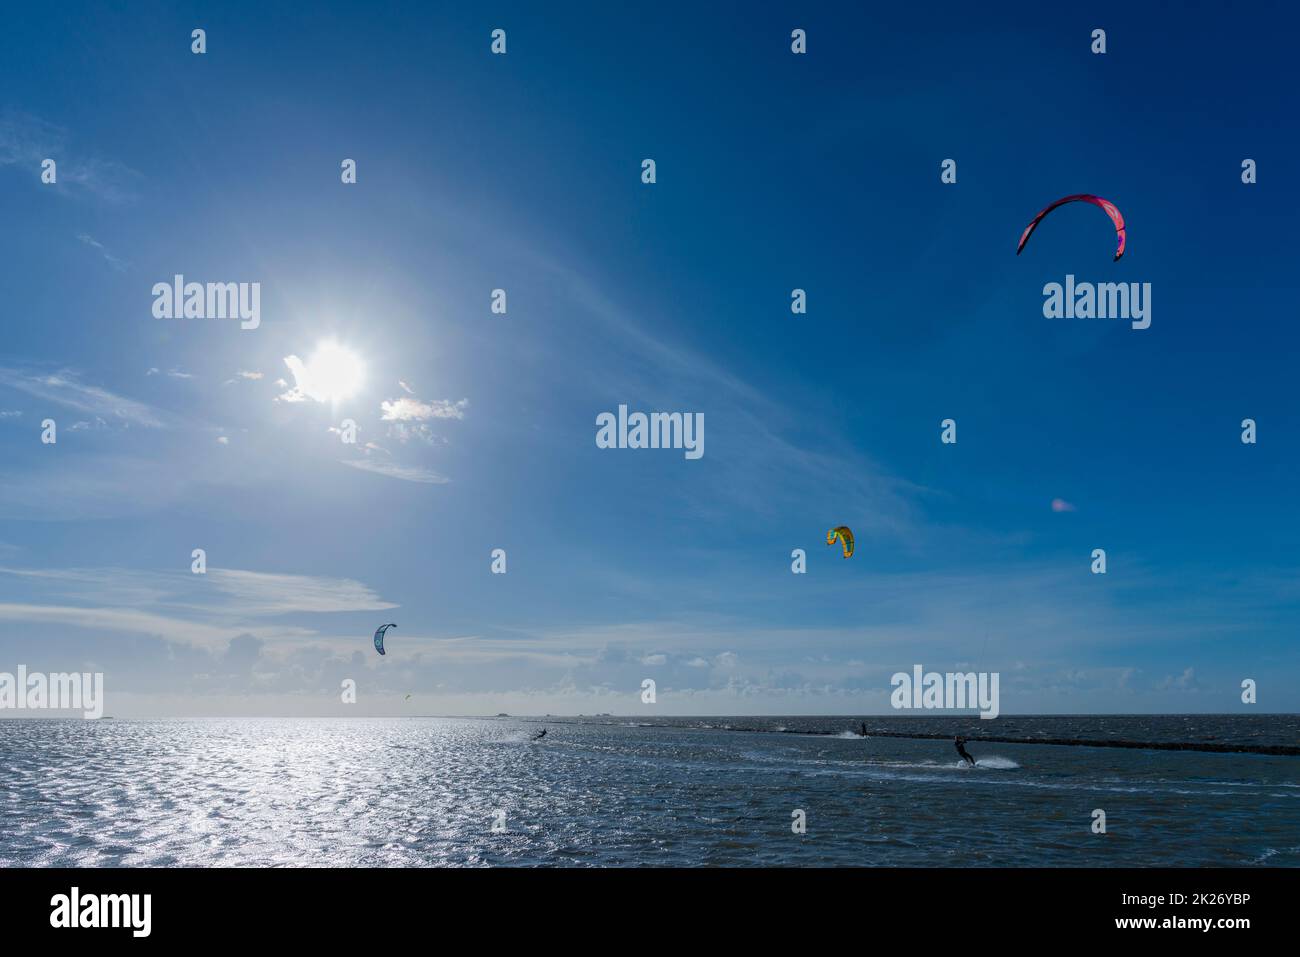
top-left (2, 716), bottom-right (1297, 866)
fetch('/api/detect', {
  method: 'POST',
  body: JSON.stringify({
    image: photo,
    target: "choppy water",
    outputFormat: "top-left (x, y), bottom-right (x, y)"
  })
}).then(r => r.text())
top-left (2, 716), bottom-right (1297, 866)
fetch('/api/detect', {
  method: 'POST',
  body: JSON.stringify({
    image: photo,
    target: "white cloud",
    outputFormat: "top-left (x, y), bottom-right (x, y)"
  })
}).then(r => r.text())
top-left (0, 367), bottom-right (169, 428)
top-left (277, 355), bottom-right (317, 402)
top-left (0, 565), bottom-right (399, 649)
top-left (224, 370), bottom-right (264, 386)
top-left (380, 397), bottom-right (468, 421)
top-left (0, 110), bottom-right (142, 203)
top-left (205, 568), bottom-right (397, 615)
top-left (1157, 667), bottom-right (1197, 691)
top-left (0, 602), bottom-right (240, 647)
top-left (339, 459), bottom-right (449, 484)
top-left (0, 564), bottom-right (396, 616)
top-left (75, 232), bottom-right (127, 271)
top-left (387, 422), bottom-right (439, 445)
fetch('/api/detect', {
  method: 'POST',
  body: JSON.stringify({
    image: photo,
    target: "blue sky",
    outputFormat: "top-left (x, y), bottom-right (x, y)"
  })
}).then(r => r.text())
top-left (1, 2), bottom-right (1297, 715)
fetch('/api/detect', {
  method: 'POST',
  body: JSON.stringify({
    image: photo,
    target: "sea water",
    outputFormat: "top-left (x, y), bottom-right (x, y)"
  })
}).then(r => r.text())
top-left (1, 715), bottom-right (1296, 867)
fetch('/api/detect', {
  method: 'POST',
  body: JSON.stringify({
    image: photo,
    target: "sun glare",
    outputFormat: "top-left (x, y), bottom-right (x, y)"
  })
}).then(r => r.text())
top-left (305, 341), bottom-right (365, 402)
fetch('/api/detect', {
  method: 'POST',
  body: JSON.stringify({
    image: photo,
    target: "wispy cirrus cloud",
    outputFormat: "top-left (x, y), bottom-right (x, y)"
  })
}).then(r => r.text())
top-left (75, 232), bottom-right (128, 271)
top-left (223, 370), bottom-right (263, 385)
top-left (0, 367), bottom-right (171, 428)
top-left (0, 564), bottom-right (395, 615)
top-left (0, 110), bottom-right (142, 203)
top-left (0, 565), bottom-right (398, 649)
top-left (339, 458), bottom-right (449, 484)
top-left (0, 602), bottom-right (241, 647)
top-left (204, 568), bottom-right (398, 615)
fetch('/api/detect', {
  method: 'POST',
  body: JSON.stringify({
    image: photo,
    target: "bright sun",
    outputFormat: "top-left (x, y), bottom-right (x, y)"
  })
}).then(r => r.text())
top-left (304, 341), bottom-right (365, 402)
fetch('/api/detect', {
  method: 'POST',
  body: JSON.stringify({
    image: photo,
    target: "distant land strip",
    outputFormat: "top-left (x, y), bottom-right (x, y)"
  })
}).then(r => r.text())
top-left (848, 729), bottom-right (1300, 757)
top-left (533, 718), bottom-right (1300, 757)
top-left (732, 725), bottom-right (1300, 756)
